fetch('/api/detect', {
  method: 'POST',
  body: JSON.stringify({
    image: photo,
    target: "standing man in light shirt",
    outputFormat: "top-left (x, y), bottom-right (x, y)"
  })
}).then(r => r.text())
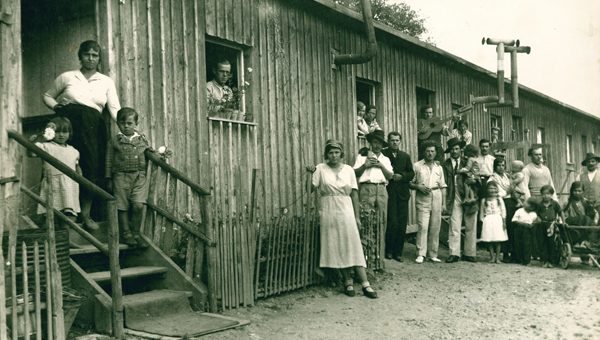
top-left (522, 146), bottom-right (557, 201)
top-left (354, 130), bottom-right (393, 266)
top-left (576, 153), bottom-right (600, 210)
top-left (410, 141), bottom-right (447, 264)
top-left (475, 138), bottom-right (495, 181)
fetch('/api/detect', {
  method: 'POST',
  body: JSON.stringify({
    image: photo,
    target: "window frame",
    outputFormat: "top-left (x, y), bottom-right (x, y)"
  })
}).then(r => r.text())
top-left (566, 134), bottom-right (573, 164)
top-left (205, 38), bottom-right (250, 116)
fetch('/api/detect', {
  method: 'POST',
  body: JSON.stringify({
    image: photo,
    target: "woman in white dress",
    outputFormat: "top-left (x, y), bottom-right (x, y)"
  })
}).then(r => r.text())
top-left (310, 140), bottom-right (377, 298)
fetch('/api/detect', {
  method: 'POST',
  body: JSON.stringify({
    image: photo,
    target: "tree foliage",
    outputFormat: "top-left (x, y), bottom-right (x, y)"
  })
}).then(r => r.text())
top-left (334, 0), bottom-right (431, 42)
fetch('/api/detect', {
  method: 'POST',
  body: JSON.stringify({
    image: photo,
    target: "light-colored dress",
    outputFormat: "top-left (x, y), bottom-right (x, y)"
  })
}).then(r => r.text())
top-left (312, 163), bottom-right (366, 268)
top-left (480, 197), bottom-right (508, 242)
top-left (36, 142), bottom-right (81, 215)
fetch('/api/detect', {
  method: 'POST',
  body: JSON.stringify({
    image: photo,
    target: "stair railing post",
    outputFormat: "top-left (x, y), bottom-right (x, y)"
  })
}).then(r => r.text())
top-left (46, 176), bottom-right (65, 339)
top-left (107, 200), bottom-right (124, 337)
top-left (202, 195), bottom-right (218, 312)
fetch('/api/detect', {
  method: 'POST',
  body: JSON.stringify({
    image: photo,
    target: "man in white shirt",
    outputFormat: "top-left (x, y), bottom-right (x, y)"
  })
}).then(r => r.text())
top-left (410, 141), bottom-right (447, 264)
top-left (475, 138), bottom-right (495, 179)
top-left (576, 153), bottom-right (600, 210)
top-left (207, 59), bottom-right (234, 114)
top-left (354, 130), bottom-right (393, 266)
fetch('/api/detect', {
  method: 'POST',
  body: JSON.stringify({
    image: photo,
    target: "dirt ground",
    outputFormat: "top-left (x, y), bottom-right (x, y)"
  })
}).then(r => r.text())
top-left (202, 243), bottom-right (600, 340)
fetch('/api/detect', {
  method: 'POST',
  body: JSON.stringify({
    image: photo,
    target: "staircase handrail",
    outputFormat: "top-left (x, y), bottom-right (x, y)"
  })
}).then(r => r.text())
top-left (20, 186), bottom-right (110, 254)
top-left (7, 129), bottom-right (113, 201)
top-left (145, 200), bottom-right (215, 245)
top-left (7, 128), bottom-right (125, 337)
top-left (144, 150), bottom-right (210, 196)
top-left (144, 149), bottom-right (217, 312)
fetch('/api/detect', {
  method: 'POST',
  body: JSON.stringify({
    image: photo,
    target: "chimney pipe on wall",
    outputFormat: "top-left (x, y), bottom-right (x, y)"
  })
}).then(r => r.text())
top-left (504, 45), bottom-right (531, 108)
top-left (334, 0), bottom-right (377, 65)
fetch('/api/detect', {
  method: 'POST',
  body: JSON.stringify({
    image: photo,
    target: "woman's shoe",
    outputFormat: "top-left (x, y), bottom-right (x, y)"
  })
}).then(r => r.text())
top-left (344, 284), bottom-right (356, 297)
top-left (362, 286), bottom-right (378, 299)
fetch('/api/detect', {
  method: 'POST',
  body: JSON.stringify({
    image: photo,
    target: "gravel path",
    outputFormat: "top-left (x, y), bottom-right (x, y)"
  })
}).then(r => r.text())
top-left (204, 243), bottom-right (600, 340)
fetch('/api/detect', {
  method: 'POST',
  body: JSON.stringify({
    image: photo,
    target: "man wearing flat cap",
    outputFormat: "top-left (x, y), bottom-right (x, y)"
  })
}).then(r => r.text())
top-left (354, 130), bottom-right (393, 266)
top-left (576, 153), bottom-right (600, 211)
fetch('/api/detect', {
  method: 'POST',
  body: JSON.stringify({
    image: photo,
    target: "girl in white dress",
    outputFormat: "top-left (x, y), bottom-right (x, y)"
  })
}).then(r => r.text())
top-left (31, 117), bottom-right (81, 222)
top-left (479, 181), bottom-right (508, 263)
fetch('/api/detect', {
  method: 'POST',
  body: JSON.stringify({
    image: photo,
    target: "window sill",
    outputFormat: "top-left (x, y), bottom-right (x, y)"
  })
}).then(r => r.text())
top-left (208, 116), bottom-right (257, 126)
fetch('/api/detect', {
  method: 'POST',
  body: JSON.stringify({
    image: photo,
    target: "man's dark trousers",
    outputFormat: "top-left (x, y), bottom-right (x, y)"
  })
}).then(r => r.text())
top-left (386, 191), bottom-right (409, 257)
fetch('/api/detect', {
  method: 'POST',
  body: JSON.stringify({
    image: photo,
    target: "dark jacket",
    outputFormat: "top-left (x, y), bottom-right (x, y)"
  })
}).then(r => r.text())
top-left (442, 156), bottom-right (467, 209)
top-left (382, 148), bottom-right (414, 200)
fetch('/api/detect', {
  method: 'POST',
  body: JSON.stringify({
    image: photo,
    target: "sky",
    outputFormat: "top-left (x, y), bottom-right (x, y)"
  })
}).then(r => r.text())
top-left (394, 0), bottom-right (600, 116)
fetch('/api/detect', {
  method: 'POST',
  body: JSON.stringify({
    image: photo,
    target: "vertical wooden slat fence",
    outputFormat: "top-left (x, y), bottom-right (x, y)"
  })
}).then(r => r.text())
top-left (253, 196), bottom-right (383, 299)
top-left (209, 118), bottom-right (259, 310)
top-left (0, 224), bottom-right (62, 338)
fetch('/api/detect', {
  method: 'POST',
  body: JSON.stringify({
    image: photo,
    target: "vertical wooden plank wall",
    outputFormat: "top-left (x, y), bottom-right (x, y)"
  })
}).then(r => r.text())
top-left (102, 0), bottom-right (208, 188)
top-left (203, 0), bottom-right (600, 225)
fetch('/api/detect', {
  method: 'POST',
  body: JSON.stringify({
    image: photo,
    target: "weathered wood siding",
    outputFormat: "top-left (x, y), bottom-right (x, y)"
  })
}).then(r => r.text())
top-left (204, 0), bottom-right (600, 219)
top-left (101, 0), bottom-right (209, 188)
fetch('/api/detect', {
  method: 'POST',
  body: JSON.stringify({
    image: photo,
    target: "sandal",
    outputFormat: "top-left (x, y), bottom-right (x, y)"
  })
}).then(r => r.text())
top-left (344, 284), bottom-right (356, 297)
top-left (362, 286), bottom-right (378, 299)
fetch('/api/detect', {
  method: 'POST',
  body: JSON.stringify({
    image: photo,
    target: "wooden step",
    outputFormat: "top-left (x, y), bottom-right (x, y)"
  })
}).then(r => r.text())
top-left (123, 289), bottom-right (193, 306)
top-left (69, 244), bottom-right (130, 255)
top-left (88, 266), bottom-right (168, 283)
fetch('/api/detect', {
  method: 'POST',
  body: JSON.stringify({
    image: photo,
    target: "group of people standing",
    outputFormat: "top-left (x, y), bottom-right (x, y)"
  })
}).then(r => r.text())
top-left (32, 40), bottom-right (152, 248)
top-left (310, 102), bottom-right (600, 298)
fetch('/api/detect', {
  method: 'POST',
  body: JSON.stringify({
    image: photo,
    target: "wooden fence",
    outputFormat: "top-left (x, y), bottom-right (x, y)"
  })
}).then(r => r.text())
top-left (254, 214), bottom-right (320, 299)
top-left (0, 209), bottom-right (66, 339)
top-left (253, 205), bottom-right (383, 299)
top-left (209, 118), bottom-right (259, 310)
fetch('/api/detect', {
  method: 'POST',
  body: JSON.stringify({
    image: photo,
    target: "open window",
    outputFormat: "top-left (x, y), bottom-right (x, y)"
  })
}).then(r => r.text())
top-left (536, 127), bottom-right (545, 144)
top-left (355, 78), bottom-right (381, 139)
top-left (205, 40), bottom-right (251, 122)
top-left (490, 114), bottom-right (502, 142)
top-left (566, 135), bottom-right (574, 164)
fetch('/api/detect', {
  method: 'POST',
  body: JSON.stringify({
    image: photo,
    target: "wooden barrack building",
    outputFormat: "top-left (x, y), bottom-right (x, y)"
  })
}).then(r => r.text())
top-left (1, 0), bottom-right (600, 333)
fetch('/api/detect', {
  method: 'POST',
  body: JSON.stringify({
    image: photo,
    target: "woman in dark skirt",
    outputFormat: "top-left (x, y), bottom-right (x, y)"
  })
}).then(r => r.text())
top-left (43, 40), bottom-right (121, 230)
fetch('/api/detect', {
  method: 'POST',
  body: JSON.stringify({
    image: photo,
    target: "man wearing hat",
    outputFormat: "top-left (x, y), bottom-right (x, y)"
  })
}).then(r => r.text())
top-left (442, 138), bottom-right (478, 263)
top-left (576, 153), bottom-right (600, 210)
top-left (354, 130), bottom-right (393, 266)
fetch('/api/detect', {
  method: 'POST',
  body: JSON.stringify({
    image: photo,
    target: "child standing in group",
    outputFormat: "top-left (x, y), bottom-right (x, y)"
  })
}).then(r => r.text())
top-left (106, 107), bottom-right (151, 247)
top-left (537, 185), bottom-right (564, 268)
top-left (563, 181), bottom-right (599, 226)
top-left (512, 197), bottom-right (540, 265)
top-left (479, 181), bottom-right (507, 263)
top-left (356, 101), bottom-right (369, 136)
top-left (30, 117), bottom-right (81, 223)
top-left (510, 160), bottom-right (526, 207)
top-left (457, 144), bottom-right (480, 214)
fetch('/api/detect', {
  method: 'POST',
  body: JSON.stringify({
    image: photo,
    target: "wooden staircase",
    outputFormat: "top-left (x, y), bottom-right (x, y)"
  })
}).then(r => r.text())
top-left (69, 222), bottom-right (208, 334)
top-left (8, 129), bottom-right (217, 337)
